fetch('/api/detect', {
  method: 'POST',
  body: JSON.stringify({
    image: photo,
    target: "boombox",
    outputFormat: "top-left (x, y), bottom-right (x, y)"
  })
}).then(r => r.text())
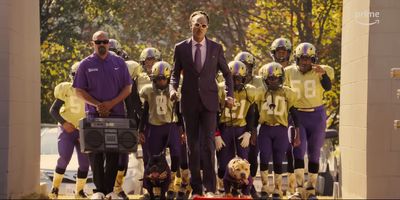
top-left (79, 118), bottom-right (138, 153)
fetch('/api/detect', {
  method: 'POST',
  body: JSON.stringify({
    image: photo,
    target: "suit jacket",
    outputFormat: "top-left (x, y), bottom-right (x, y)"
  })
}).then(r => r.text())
top-left (170, 37), bottom-right (233, 113)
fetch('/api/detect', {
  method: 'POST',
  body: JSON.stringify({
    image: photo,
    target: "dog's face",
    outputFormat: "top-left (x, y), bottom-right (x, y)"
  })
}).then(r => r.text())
top-left (146, 153), bottom-right (169, 181)
top-left (228, 157), bottom-right (251, 180)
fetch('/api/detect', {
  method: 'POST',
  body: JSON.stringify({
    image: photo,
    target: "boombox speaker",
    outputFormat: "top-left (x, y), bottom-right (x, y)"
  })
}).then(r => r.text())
top-left (79, 118), bottom-right (138, 153)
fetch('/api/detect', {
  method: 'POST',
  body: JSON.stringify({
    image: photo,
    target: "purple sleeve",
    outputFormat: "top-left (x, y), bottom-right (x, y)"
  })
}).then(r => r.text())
top-left (120, 59), bottom-right (133, 86)
top-left (72, 61), bottom-right (87, 90)
top-left (170, 44), bottom-right (182, 91)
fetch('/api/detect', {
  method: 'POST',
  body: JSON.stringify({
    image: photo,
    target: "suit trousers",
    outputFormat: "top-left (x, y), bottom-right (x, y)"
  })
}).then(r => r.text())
top-left (182, 96), bottom-right (217, 195)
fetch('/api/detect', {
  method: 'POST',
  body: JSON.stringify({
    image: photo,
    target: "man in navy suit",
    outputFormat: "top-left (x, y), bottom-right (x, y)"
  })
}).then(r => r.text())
top-left (169, 11), bottom-right (234, 197)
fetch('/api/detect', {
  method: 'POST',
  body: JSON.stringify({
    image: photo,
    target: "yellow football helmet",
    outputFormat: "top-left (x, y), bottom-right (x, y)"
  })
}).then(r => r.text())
top-left (139, 47), bottom-right (162, 62)
top-left (234, 52), bottom-right (255, 67)
top-left (228, 60), bottom-right (247, 77)
top-left (259, 62), bottom-right (284, 90)
top-left (270, 38), bottom-right (292, 62)
top-left (294, 42), bottom-right (317, 63)
top-left (125, 60), bottom-right (141, 79)
top-left (228, 60), bottom-right (247, 91)
top-left (151, 61), bottom-right (172, 79)
top-left (69, 62), bottom-right (80, 80)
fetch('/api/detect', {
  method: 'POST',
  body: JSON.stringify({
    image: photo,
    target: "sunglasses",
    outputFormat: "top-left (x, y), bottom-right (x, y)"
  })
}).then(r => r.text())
top-left (93, 40), bottom-right (109, 45)
top-left (193, 23), bottom-right (208, 29)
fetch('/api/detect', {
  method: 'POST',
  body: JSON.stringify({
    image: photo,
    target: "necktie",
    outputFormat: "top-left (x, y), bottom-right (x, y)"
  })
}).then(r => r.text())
top-left (194, 43), bottom-right (202, 72)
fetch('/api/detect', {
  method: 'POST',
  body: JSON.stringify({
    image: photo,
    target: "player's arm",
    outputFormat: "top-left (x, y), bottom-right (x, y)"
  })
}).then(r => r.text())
top-left (49, 99), bottom-right (66, 125)
top-left (320, 73), bottom-right (332, 91)
top-left (313, 64), bottom-right (332, 91)
top-left (125, 79), bottom-right (143, 121)
top-left (245, 103), bottom-right (256, 133)
top-left (49, 99), bottom-right (76, 133)
top-left (289, 106), bottom-right (301, 147)
top-left (138, 101), bottom-right (149, 144)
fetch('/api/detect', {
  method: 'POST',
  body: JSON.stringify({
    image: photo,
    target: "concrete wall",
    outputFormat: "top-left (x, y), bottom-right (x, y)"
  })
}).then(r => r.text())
top-left (0, 0), bottom-right (40, 198)
top-left (341, 0), bottom-right (400, 198)
top-left (367, 0), bottom-right (400, 198)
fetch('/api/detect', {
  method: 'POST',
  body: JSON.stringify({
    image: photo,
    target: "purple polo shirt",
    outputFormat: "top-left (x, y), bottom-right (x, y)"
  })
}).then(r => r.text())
top-left (73, 52), bottom-right (132, 117)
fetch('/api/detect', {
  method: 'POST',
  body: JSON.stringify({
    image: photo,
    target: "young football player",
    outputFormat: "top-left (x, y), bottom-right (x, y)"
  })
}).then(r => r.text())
top-left (285, 42), bottom-right (334, 199)
top-left (48, 62), bottom-right (89, 199)
top-left (139, 61), bottom-right (183, 200)
top-left (256, 62), bottom-right (300, 200)
top-left (215, 60), bottom-right (257, 194)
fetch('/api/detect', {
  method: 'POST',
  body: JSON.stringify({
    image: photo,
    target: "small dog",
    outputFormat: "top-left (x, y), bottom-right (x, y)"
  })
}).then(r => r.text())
top-left (223, 157), bottom-right (252, 198)
top-left (143, 153), bottom-right (171, 200)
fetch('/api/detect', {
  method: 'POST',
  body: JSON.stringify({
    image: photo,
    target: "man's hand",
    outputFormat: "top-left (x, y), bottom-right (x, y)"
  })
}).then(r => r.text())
top-left (225, 97), bottom-right (234, 109)
top-left (215, 135), bottom-right (226, 151)
top-left (97, 101), bottom-right (114, 113)
top-left (97, 109), bottom-right (111, 117)
top-left (62, 122), bottom-right (76, 133)
top-left (292, 127), bottom-right (301, 147)
top-left (312, 64), bottom-right (326, 76)
top-left (170, 89), bottom-right (179, 102)
top-left (238, 132), bottom-right (251, 148)
top-left (180, 132), bottom-right (187, 144)
top-left (139, 132), bottom-right (146, 145)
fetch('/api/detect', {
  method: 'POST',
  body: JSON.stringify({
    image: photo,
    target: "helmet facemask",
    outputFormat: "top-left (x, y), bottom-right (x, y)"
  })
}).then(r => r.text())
top-left (273, 47), bottom-right (290, 63)
top-left (153, 75), bottom-right (170, 90)
top-left (297, 55), bottom-right (315, 74)
top-left (265, 75), bottom-right (283, 91)
top-left (144, 57), bottom-right (157, 75)
top-left (233, 75), bottom-right (246, 91)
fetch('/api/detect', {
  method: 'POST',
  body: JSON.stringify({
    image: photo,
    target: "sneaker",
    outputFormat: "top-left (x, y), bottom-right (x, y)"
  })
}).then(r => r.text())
top-left (166, 191), bottom-right (175, 200)
top-left (176, 191), bottom-right (187, 200)
top-left (139, 193), bottom-right (151, 200)
top-left (75, 190), bottom-right (88, 199)
top-left (288, 192), bottom-right (302, 200)
top-left (105, 192), bottom-right (123, 200)
top-left (307, 194), bottom-right (318, 200)
top-left (91, 192), bottom-right (105, 200)
top-left (48, 187), bottom-right (59, 199)
top-left (272, 193), bottom-right (281, 200)
top-left (250, 185), bottom-right (259, 199)
top-left (260, 191), bottom-right (269, 200)
top-left (204, 192), bottom-right (215, 197)
top-left (118, 191), bottom-right (129, 200)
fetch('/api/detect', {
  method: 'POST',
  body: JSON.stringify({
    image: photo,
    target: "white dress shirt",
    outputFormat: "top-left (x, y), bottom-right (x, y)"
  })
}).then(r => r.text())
top-left (191, 37), bottom-right (207, 67)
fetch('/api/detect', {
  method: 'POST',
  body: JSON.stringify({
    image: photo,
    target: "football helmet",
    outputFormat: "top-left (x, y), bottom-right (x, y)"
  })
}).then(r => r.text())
top-left (139, 47), bottom-right (162, 62)
top-left (294, 42), bottom-right (317, 73)
top-left (234, 51), bottom-right (255, 67)
top-left (109, 39), bottom-right (129, 60)
top-left (151, 61), bottom-right (171, 90)
top-left (270, 38), bottom-right (292, 63)
top-left (69, 62), bottom-right (80, 81)
top-left (109, 39), bottom-right (122, 51)
top-left (259, 62), bottom-right (284, 91)
top-left (140, 47), bottom-right (162, 74)
top-left (125, 60), bottom-right (141, 79)
top-left (228, 60), bottom-right (247, 91)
